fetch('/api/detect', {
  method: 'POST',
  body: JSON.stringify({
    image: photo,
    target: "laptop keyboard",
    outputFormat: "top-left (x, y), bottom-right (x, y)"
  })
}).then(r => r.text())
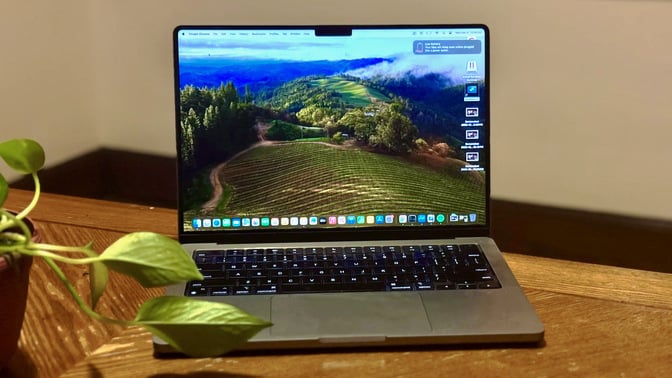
top-left (185, 244), bottom-right (501, 296)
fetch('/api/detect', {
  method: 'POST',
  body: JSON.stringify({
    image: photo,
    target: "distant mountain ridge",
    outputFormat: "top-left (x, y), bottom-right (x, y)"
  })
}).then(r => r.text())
top-left (179, 57), bottom-right (390, 92)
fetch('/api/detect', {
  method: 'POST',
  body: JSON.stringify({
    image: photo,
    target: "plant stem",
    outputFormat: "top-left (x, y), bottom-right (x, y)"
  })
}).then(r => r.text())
top-left (16, 172), bottom-right (40, 220)
top-left (42, 256), bottom-right (134, 327)
top-left (0, 209), bottom-right (33, 238)
top-left (29, 242), bottom-right (96, 255)
top-left (12, 247), bottom-right (101, 265)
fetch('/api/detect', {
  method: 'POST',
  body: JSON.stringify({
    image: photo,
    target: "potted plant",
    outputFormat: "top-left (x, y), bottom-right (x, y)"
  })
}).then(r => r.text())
top-left (0, 138), bottom-right (271, 367)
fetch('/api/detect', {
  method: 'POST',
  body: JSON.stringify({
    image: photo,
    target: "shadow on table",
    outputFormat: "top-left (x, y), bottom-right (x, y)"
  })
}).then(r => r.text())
top-left (150, 374), bottom-right (256, 378)
top-left (153, 339), bottom-right (546, 360)
top-left (2, 349), bottom-right (37, 378)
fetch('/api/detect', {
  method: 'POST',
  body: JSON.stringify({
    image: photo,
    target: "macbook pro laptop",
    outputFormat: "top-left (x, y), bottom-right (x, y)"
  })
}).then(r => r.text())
top-left (158, 24), bottom-right (543, 353)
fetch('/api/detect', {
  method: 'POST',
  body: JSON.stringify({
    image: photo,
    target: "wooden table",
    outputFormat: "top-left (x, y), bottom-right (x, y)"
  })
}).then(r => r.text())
top-left (3, 190), bottom-right (671, 377)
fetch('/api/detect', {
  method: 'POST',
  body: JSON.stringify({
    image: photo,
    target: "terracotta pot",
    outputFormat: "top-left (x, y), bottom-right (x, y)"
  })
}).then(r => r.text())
top-left (0, 216), bottom-right (38, 368)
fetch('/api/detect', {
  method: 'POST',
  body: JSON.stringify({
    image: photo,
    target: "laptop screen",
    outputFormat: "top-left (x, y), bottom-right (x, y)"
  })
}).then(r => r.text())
top-left (174, 25), bottom-right (489, 235)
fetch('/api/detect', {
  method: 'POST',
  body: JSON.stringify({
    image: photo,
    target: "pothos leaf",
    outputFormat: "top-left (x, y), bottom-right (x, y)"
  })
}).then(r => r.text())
top-left (134, 296), bottom-right (272, 357)
top-left (0, 139), bottom-right (45, 174)
top-left (89, 259), bottom-right (109, 310)
top-left (99, 232), bottom-right (202, 287)
top-left (73, 242), bottom-right (108, 310)
top-left (0, 173), bottom-right (7, 207)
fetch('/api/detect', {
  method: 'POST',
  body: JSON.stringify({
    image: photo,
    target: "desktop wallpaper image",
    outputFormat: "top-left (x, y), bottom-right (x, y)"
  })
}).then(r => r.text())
top-left (176, 30), bottom-right (487, 231)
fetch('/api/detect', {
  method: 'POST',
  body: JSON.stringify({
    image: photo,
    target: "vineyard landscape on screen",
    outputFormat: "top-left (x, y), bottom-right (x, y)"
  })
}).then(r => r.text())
top-left (177, 36), bottom-right (486, 230)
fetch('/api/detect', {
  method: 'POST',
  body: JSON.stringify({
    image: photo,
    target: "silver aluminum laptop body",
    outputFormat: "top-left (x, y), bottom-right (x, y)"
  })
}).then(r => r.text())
top-left (158, 24), bottom-right (543, 353)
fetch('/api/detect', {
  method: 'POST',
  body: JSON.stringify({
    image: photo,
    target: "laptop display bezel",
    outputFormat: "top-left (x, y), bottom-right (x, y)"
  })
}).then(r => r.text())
top-left (173, 24), bottom-right (491, 244)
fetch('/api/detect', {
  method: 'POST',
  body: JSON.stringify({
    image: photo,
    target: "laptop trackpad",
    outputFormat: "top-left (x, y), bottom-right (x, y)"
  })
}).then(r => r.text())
top-left (270, 293), bottom-right (431, 336)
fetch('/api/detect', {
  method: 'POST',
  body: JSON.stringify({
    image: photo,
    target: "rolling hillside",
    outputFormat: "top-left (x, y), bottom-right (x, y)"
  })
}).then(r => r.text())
top-left (206, 142), bottom-right (484, 218)
top-left (309, 77), bottom-right (390, 107)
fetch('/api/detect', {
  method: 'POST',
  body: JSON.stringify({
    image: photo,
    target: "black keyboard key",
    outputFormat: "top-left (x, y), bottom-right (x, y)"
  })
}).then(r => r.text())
top-left (197, 263), bottom-right (225, 272)
top-left (414, 282), bottom-right (433, 290)
top-left (323, 246), bottom-right (341, 254)
top-left (343, 246), bottom-right (362, 255)
top-left (479, 282), bottom-right (501, 289)
top-left (229, 278), bottom-right (255, 287)
top-left (186, 286), bottom-right (209, 296)
top-left (389, 283), bottom-right (413, 291)
top-left (325, 276), bottom-right (339, 284)
top-left (370, 275), bottom-right (384, 284)
top-left (266, 248), bottom-right (284, 257)
top-left (210, 287), bottom-right (231, 296)
top-left (198, 278), bottom-right (231, 287)
top-left (248, 270), bottom-right (266, 278)
top-left (434, 282), bottom-right (456, 290)
top-left (280, 276), bottom-right (301, 284)
top-left (199, 270), bottom-right (225, 279)
top-left (256, 285), bottom-right (279, 294)
top-left (457, 283), bottom-right (478, 290)
top-left (227, 270), bottom-right (245, 279)
top-left (233, 286), bottom-right (254, 295)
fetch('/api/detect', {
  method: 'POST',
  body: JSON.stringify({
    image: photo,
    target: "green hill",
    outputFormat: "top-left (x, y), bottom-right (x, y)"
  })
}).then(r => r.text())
top-left (209, 142), bottom-right (484, 217)
top-left (309, 77), bottom-right (390, 107)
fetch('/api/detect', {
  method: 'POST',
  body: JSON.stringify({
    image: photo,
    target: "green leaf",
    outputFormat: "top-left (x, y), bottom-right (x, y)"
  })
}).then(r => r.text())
top-left (0, 139), bottom-right (45, 174)
top-left (99, 232), bottom-right (202, 287)
top-left (89, 260), bottom-right (109, 310)
top-left (135, 296), bottom-right (272, 357)
top-left (76, 242), bottom-right (108, 309)
top-left (0, 173), bottom-right (7, 207)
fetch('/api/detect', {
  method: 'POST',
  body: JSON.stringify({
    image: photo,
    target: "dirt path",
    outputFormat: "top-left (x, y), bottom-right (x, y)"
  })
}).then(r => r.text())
top-left (203, 84), bottom-right (375, 213)
top-left (201, 122), bottom-right (355, 213)
top-left (201, 121), bottom-right (272, 213)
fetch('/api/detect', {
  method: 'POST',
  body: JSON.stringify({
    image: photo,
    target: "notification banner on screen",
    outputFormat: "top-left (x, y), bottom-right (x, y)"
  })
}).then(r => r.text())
top-left (413, 40), bottom-right (481, 55)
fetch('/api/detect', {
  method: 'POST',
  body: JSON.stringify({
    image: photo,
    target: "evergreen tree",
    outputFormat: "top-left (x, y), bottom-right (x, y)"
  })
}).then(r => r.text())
top-left (180, 108), bottom-right (201, 167)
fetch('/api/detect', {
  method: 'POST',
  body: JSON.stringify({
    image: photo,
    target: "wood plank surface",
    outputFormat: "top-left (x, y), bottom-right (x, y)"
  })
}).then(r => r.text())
top-left (2, 190), bottom-right (671, 377)
top-left (60, 290), bottom-right (672, 377)
top-left (506, 253), bottom-right (672, 310)
top-left (5, 189), bottom-right (177, 237)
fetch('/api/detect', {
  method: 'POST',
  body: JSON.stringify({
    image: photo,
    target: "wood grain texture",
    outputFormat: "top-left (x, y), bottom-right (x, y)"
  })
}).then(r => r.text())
top-left (60, 290), bottom-right (672, 377)
top-left (5, 189), bottom-right (177, 237)
top-left (506, 253), bottom-right (672, 310)
top-left (2, 190), bottom-right (671, 377)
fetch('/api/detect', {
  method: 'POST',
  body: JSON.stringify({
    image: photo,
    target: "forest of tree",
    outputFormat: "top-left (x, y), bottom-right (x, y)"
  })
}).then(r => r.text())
top-left (179, 81), bottom-right (259, 199)
top-left (180, 82), bottom-right (257, 168)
